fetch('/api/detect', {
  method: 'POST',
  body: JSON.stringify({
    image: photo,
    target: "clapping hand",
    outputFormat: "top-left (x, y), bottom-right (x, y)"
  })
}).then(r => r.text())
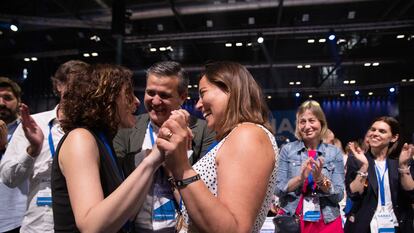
top-left (399, 143), bottom-right (414, 168)
top-left (20, 104), bottom-right (44, 157)
top-left (348, 142), bottom-right (369, 169)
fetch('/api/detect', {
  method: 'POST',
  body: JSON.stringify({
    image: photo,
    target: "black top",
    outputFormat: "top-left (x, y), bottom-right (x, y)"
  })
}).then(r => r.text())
top-left (51, 129), bottom-right (124, 233)
top-left (344, 151), bottom-right (414, 233)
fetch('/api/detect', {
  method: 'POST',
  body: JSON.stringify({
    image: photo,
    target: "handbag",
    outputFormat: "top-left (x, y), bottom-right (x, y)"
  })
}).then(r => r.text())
top-left (273, 214), bottom-right (300, 233)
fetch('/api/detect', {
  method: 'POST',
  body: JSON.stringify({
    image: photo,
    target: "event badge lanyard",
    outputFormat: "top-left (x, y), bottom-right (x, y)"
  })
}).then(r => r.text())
top-left (36, 119), bottom-right (57, 207)
top-left (374, 162), bottom-right (395, 233)
top-left (148, 123), bottom-right (178, 221)
top-left (303, 144), bottom-right (322, 222)
top-left (97, 132), bottom-right (125, 180)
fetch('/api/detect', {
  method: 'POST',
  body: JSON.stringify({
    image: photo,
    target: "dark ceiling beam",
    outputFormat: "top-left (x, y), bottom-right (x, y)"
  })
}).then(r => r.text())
top-left (120, 0), bottom-right (376, 21)
top-left (0, 13), bottom-right (110, 29)
top-left (125, 20), bottom-right (414, 43)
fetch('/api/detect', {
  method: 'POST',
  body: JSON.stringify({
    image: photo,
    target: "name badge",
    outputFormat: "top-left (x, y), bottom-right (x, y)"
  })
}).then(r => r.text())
top-left (37, 190), bottom-right (52, 206)
top-left (303, 196), bottom-right (321, 222)
top-left (371, 207), bottom-right (395, 233)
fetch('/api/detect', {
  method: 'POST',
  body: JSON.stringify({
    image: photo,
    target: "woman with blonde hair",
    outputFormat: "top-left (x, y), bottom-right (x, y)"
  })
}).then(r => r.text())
top-left (274, 100), bottom-right (345, 233)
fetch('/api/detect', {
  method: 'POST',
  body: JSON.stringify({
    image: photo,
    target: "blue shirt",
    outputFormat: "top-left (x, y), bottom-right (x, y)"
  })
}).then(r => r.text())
top-left (274, 140), bottom-right (345, 223)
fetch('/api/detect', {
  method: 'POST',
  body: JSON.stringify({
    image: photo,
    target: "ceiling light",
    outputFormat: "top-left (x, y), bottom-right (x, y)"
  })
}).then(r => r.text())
top-left (348, 11), bottom-right (356, 19)
top-left (23, 68), bottom-right (28, 79)
top-left (401, 79), bottom-right (407, 82)
top-left (318, 38), bottom-right (326, 43)
top-left (337, 38), bottom-right (346, 44)
top-left (304, 65), bottom-right (311, 68)
top-left (187, 96), bottom-right (191, 100)
top-left (225, 43), bottom-right (232, 47)
top-left (328, 34), bottom-right (335, 41)
top-left (295, 81), bottom-right (301, 85)
top-left (167, 46), bottom-right (173, 51)
top-left (30, 57), bottom-right (38, 61)
top-left (297, 65), bottom-right (303, 69)
top-left (159, 47), bottom-right (166, 51)
top-left (372, 62), bottom-right (379, 66)
top-left (307, 39), bottom-right (315, 43)
top-left (0, 30), bottom-right (3, 35)
top-left (206, 20), bottom-right (213, 28)
top-left (308, 95), bottom-right (313, 98)
top-left (302, 14), bottom-right (309, 22)
top-left (343, 80), bottom-right (349, 84)
top-left (157, 24), bottom-right (164, 31)
top-left (24, 58), bottom-right (30, 62)
top-left (248, 17), bottom-right (255, 25)
top-left (91, 52), bottom-right (98, 57)
top-left (89, 35), bottom-right (101, 42)
top-left (193, 84), bottom-right (198, 88)
top-left (389, 87), bottom-right (395, 93)
top-left (236, 42), bottom-right (243, 47)
top-left (350, 80), bottom-right (356, 84)
top-left (340, 93), bottom-right (345, 97)
top-left (83, 53), bottom-right (90, 57)
top-left (188, 85), bottom-right (192, 88)
top-left (289, 82), bottom-right (295, 85)
top-left (396, 35), bottom-right (405, 39)
top-left (257, 37), bottom-right (264, 44)
top-left (267, 95), bottom-right (272, 99)
top-left (354, 90), bottom-right (360, 95)
top-left (247, 42), bottom-right (252, 46)
top-left (295, 92), bottom-right (300, 97)
top-left (150, 48), bottom-right (157, 52)
top-left (10, 20), bottom-right (18, 32)
top-left (368, 92), bottom-right (373, 96)
top-left (364, 63), bottom-right (371, 66)
top-left (409, 79), bottom-right (414, 82)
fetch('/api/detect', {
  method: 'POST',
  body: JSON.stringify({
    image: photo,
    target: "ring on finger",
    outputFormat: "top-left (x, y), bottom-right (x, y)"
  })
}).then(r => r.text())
top-left (166, 130), bottom-right (173, 139)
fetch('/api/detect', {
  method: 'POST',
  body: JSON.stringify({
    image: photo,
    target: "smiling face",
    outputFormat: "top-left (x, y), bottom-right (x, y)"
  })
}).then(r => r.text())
top-left (144, 74), bottom-right (186, 127)
top-left (117, 84), bottom-right (140, 129)
top-left (195, 76), bottom-right (229, 132)
top-left (298, 109), bottom-right (322, 145)
top-left (368, 120), bottom-right (398, 150)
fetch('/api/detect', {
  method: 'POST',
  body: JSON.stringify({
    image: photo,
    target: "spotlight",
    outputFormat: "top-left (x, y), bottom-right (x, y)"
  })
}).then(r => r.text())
top-left (368, 92), bottom-right (373, 96)
top-left (24, 58), bottom-right (30, 62)
top-left (307, 39), bottom-right (315, 44)
top-left (295, 92), bottom-right (300, 97)
top-left (340, 93), bottom-right (345, 97)
top-left (297, 65), bottom-right (303, 69)
top-left (354, 90), bottom-right (360, 95)
top-left (328, 34), bottom-right (336, 41)
top-left (10, 20), bottom-right (19, 32)
top-left (225, 43), bottom-right (232, 47)
top-left (308, 95), bottom-right (313, 98)
top-left (267, 95), bottom-right (272, 99)
top-left (257, 36), bottom-right (264, 44)
top-left (30, 57), bottom-right (38, 61)
top-left (389, 87), bottom-right (395, 93)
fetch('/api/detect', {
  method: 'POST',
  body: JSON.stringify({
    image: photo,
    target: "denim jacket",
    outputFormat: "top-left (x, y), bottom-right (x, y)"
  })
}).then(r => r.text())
top-left (274, 140), bottom-right (345, 223)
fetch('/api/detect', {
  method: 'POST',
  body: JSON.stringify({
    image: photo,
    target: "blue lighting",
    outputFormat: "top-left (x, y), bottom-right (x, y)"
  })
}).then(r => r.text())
top-left (328, 34), bottom-right (336, 41)
top-left (389, 87), bottom-right (395, 93)
top-left (354, 90), bottom-right (360, 95)
top-left (295, 92), bottom-right (300, 97)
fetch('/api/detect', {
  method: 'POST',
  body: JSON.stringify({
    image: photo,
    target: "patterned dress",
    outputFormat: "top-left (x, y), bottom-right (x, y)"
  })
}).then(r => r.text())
top-left (182, 123), bottom-right (278, 232)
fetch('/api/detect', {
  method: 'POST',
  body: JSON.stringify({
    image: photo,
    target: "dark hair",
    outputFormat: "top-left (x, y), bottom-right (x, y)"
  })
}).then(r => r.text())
top-left (146, 61), bottom-right (189, 95)
top-left (51, 60), bottom-right (89, 96)
top-left (370, 116), bottom-right (402, 159)
top-left (0, 77), bottom-right (21, 100)
top-left (201, 61), bottom-right (274, 140)
top-left (60, 64), bottom-right (134, 138)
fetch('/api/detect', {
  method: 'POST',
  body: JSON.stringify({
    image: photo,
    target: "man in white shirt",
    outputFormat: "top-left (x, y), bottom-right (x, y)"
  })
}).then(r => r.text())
top-left (0, 60), bottom-right (89, 232)
top-left (0, 77), bottom-right (27, 233)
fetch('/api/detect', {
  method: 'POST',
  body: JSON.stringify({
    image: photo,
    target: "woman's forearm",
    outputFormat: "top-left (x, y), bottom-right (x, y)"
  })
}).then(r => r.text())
top-left (287, 175), bottom-right (304, 193)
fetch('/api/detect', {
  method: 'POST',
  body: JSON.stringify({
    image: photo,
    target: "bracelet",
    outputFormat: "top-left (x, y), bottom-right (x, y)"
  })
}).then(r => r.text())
top-left (171, 174), bottom-right (201, 189)
top-left (398, 166), bottom-right (411, 175)
top-left (317, 176), bottom-right (332, 190)
top-left (356, 171), bottom-right (368, 178)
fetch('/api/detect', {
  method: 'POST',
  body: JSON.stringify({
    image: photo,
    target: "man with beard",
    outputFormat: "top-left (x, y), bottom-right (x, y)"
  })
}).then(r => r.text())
top-left (114, 61), bottom-right (215, 233)
top-left (0, 77), bottom-right (27, 233)
top-left (0, 60), bottom-right (89, 232)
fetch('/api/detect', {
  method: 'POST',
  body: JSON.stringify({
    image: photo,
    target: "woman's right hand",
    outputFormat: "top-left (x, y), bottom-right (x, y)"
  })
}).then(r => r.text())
top-left (300, 158), bottom-right (313, 182)
top-left (348, 142), bottom-right (369, 170)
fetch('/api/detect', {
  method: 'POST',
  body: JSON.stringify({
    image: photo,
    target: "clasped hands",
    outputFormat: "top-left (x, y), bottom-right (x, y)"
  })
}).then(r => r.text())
top-left (300, 156), bottom-right (325, 184)
top-left (155, 110), bottom-right (193, 177)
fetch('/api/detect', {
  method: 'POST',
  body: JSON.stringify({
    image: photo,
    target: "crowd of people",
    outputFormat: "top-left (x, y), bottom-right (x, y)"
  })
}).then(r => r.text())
top-left (0, 59), bottom-right (413, 233)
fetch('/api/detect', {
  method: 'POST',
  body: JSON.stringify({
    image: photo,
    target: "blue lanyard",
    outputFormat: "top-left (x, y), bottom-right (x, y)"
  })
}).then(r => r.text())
top-left (48, 120), bottom-right (56, 158)
top-left (148, 123), bottom-right (156, 146)
top-left (97, 132), bottom-right (125, 180)
top-left (375, 162), bottom-right (388, 206)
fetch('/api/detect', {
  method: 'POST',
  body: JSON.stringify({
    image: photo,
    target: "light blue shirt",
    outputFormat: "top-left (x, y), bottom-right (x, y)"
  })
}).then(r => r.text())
top-left (274, 140), bottom-right (345, 223)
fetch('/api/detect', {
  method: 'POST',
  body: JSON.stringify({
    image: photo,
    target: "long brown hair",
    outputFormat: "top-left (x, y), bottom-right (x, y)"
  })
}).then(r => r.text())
top-left (201, 61), bottom-right (273, 140)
